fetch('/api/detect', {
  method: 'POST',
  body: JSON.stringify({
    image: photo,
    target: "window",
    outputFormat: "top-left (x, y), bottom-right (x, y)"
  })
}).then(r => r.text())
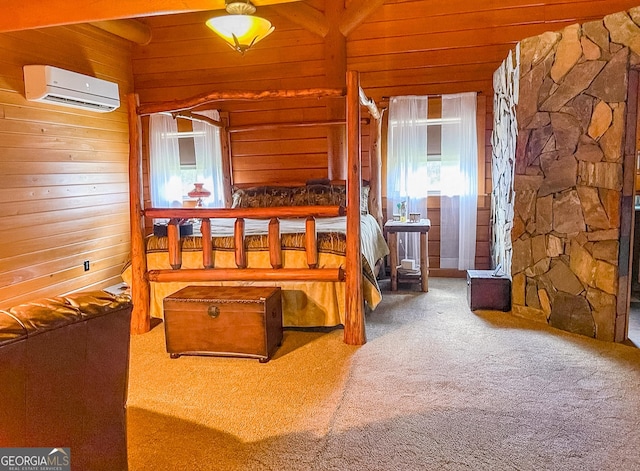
top-left (386, 93), bottom-right (478, 270)
top-left (149, 111), bottom-right (225, 208)
top-left (174, 118), bottom-right (204, 198)
top-left (387, 98), bottom-right (469, 196)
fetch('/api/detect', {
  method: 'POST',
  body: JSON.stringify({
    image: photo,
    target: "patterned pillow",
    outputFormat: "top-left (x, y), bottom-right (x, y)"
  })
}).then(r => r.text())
top-left (231, 187), bottom-right (265, 208)
top-left (360, 184), bottom-right (370, 215)
top-left (231, 184), bottom-right (370, 213)
top-left (306, 184), bottom-right (345, 206)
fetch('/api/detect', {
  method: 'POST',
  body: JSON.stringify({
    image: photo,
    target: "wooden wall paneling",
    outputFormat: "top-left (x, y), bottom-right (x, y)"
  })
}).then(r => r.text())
top-left (224, 96), bottom-right (344, 186)
top-left (476, 94), bottom-right (487, 196)
top-left (132, 12), bottom-right (328, 104)
top-left (0, 219), bottom-right (130, 264)
top-left (0, 239), bottom-right (131, 289)
top-left (228, 102), bottom-right (330, 126)
top-left (0, 240), bottom-right (131, 281)
top-left (133, 39), bottom-right (325, 77)
top-left (233, 169), bottom-right (330, 187)
top-left (0, 265), bottom-right (128, 309)
top-left (134, 60), bottom-right (326, 93)
top-left (0, 102), bottom-right (128, 135)
top-left (223, 98), bottom-right (332, 121)
top-left (545, 0), bottom-right (640, 19)
top-left (232, 136), bottom-right (327, 156)
top-left (0, 210), bottom-right (129, 249)
top-left (0, 24), bottom-right (134, 309)
top-left (135, 23), bottom-right (321, 59)
top-left (1, 29), bottom-right (133, 87)
top-left (232, 154), bottom-right (328, 171)
top-left (358, 0), bottom-right (640, 29)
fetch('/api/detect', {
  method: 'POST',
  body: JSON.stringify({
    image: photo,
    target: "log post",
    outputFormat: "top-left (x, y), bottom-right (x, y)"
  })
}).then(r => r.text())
top-left (127, 93), bottom-right (150, 334)
top-left (137, 89), bottom-right (344, 116)
top-left (344, 70), bottom-right (366, 345)
top-left (234, 218), bottom-right (246, 268)
top-left (219, 112), bottom-right (233, 207)
top-left (201, 218), bottom-right (213, 268)
top-left (268, 218), bottom-right (282, 268)
top-left (167, 218), bottom-right (182, 269)
top-left (305, 216), bottom-right (318, 268)
top-left (369, 110), bottom-right (384, 228)
top-left (148, 268), bottom-right (345, 283)
top-left (325, 0), bottom-right (347, 181)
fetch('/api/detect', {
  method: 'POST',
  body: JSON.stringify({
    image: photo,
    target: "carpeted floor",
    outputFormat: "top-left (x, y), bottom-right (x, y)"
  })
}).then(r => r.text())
top-left (126, 278), bottom-right (640, 471)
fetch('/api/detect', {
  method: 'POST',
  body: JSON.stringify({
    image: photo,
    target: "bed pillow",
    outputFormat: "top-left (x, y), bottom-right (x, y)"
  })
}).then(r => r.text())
top-left (231, 184), bottom-right (369, 214)
top-left (305, 184), bottom-right (346, 206)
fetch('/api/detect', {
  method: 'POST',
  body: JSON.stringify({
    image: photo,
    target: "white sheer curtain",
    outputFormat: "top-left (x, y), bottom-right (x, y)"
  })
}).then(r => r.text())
top-left (387, 96), bottom-right (429, 264)
top-left (440, 92), bottom-right (478, 270)
top-left (192, 110), bottom-right (225, 208)
top-left (149, 111), bottom-right (225, 209)
top-left (149, 113), bottom-right (182, 207)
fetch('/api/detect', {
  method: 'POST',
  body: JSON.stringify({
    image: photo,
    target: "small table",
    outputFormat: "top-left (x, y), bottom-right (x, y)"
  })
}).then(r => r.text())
top-left (384, 219), bottom-right (431, 292)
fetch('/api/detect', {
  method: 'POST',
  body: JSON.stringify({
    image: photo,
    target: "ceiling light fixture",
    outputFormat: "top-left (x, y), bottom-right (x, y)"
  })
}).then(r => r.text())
top-left (206, 0), bottom-right (275, 55)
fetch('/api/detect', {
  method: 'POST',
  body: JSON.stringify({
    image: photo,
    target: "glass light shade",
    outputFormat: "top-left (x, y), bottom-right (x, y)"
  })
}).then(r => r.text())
top-left (187, 183), bottom-right (211, 207)
top-left (206, 14), bottom-right (274, 54)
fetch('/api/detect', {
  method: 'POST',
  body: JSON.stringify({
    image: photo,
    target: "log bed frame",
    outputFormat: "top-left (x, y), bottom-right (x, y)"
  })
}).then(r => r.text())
top-left (127, 70), bottom-right (382, 345)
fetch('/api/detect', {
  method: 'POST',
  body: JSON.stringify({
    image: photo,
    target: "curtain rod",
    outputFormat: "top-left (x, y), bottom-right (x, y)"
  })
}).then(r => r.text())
top-left (160, 111), bottom-right (224, 128)
top-left (381, 91), bottom-right (483, 101)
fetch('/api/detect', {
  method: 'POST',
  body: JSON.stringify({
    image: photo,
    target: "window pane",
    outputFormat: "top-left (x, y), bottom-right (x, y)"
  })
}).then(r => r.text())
top-left (178, 137), bottom-right (196, 166)
top-left (427, 124), bottom-right (441, 155)
top-left (426, 160), bottom-right (441, 193)
top-left (180, 168), bottom-right (197, 197)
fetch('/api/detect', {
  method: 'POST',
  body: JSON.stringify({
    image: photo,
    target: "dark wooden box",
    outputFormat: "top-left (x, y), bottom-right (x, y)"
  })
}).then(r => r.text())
top-left (163, 286), bottom-right (283, 362)
top-left (466, 270), bottom-right (511, 312)
top-left (153, 222), bottom-right (193, 237)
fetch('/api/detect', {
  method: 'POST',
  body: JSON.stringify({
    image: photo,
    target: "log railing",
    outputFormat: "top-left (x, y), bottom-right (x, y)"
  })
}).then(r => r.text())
top-left (143, 205), bottom-right (346, 284)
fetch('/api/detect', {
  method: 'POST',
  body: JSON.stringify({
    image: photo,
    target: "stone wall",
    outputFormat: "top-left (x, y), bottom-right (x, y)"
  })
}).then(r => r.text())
top-left (493, 8), bottom-right (640, 341)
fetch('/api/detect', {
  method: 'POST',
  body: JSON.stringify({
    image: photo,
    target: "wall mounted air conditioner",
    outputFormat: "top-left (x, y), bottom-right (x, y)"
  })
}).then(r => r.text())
top-left (23, 65), bottom-right (120, 113)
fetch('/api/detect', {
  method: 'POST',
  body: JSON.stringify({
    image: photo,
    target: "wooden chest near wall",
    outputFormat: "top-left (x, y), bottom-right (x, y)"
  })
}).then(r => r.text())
top-left (466, 270), bottom-right (511, 312)
top-left (163, 286), bottom-right (283, 362)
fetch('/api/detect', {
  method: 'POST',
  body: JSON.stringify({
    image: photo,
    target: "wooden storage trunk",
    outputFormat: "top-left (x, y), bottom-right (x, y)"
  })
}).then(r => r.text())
top-left (466, 270), bottom-right (511, 312)
top-left (163, 286), bottom-right (283, 362)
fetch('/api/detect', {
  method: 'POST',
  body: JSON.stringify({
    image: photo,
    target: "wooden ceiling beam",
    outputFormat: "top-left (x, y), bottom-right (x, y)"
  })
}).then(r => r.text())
top-left (90, 19), bottom-right (152, 45)
top-left (271, 2), bottom-right (329, 38)
top-left (0, 0), bottom-right (302, 33)
top-left (339, 0), bottom-right (385, 36)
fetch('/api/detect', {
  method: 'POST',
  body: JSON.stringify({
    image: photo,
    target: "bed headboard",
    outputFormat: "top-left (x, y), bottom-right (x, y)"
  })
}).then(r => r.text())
top-left (231, 181), bottom-right (370, 215)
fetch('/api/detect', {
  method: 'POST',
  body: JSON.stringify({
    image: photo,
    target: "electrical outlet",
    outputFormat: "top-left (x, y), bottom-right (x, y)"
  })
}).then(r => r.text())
top-left (83, 260), bottom-right (90, 271)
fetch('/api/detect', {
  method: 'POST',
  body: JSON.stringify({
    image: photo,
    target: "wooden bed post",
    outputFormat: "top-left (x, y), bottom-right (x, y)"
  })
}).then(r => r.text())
top-left (325, 0), bottom-right (347, 182)
top-left (220, 112), bottom-right (233, 207)
top-left (369, 111), bottom-right (384, 228)
top-left (345, 70), bottom-right (366, 346)
top-left (127, 93), bottom-right (150, 334)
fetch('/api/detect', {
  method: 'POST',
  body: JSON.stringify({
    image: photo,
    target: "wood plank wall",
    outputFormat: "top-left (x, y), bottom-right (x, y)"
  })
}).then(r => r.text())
top-left (131, 0), bottom-right (640, 274)
top-left (0, 25), bottom-right (134, 308)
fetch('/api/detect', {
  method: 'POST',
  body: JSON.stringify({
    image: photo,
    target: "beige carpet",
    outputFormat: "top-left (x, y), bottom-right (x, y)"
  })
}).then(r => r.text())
top-left (126, 278), bottom-right (640, 470)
